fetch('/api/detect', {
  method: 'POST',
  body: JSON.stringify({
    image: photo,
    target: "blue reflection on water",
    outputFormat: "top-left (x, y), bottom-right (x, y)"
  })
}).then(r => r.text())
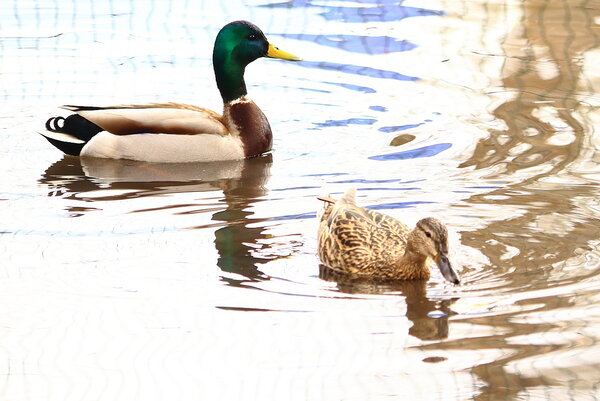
top-left (302, 172), bottom-right (350, 177)
top-left (369, 143), bottom-right (452, 160)
top-left (314, 118), bottom-right (376, 128)
top-left (333, 178), bottom-right (425, 184)
top-left (271, 212), bottom-right (317, 221)
top-left (320, 5), bottom-right (443, 22)
top-left (269, 201), bottom-right (434, 221)
top-left (324, 81), bottom-right (376, 93)
top-left (367, 201), bottom-right (435, 210)
top-left (271, 186), bottom-right (321, 192)
top-left (261, 0), bottom-right (444, 24)
top-left (297, 61), bottom-right (419, 81)
top-left (272, 34), bottom-right (416, 54)
top-left (333, 178), bottom-right (400, 184)
top-left (359, 187), bottom-right (420, 191)
top-left (378, 123), bottom-right (424, 133)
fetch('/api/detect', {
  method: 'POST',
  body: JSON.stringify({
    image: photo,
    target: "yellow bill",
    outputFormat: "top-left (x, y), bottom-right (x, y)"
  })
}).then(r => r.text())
top-left (267, 43), bottom-right (302, 61)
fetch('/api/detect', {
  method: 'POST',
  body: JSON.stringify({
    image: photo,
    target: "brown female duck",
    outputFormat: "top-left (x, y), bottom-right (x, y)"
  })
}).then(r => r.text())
top-left (317, 189), bottom-right (460, 284)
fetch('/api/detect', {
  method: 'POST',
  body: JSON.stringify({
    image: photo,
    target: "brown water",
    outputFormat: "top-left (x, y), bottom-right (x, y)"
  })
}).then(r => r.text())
top-left (1, 0), bottom-right (600, 400)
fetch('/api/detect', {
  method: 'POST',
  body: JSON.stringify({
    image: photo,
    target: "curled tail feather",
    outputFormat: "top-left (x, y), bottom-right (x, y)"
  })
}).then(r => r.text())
top-left (338, 188), bottom-right (357, 206)
top-left (317, 188), bottom-right (358, 225)
top-left (41, 114), bottom-right (103, 156)
top-left (317, 188), bottom-right (357, 205)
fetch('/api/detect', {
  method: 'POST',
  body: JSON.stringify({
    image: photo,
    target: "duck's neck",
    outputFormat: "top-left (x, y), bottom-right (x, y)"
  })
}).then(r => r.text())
top-left (394, 231), bottom-right (430, 280)
top-left (213, 54), bottom-right (248, 103)
top-left (213, 48), bottom-right (272, 157)
top-left (396, 252), bottom-right (429, 280)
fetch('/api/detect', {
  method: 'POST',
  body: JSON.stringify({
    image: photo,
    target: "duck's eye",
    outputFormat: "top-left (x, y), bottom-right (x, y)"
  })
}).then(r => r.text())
top-left (247, 34), bottom-right (257, 40)
top-left (424, 231), bottom-right (432, 238)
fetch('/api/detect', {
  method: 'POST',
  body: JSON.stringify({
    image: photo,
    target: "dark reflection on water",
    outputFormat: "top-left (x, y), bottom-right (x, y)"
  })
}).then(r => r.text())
top-left (41, 156), bottom-right (251, 201)
top-left (210, 155), bottom-right (276, 284)
top-left (39, 155), bottom-right (303, 284)
top-left (420, 295), bottom-right (569, 399)
top-left (319, 265), bottom-right (457, 341)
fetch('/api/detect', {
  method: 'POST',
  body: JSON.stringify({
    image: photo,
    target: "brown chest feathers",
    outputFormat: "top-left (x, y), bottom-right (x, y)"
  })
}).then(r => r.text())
top-left (224, 98), bottom-right (273, 158)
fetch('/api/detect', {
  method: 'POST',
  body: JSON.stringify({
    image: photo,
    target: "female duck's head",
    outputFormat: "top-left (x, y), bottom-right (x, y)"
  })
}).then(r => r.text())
top-left (414, 218), bottom-right (461, 284)
top-left (212, 20), bottom-right (300, 102)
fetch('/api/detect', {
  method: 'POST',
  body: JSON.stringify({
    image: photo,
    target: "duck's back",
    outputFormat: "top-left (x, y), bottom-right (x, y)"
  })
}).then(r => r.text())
top-left (318, 189), bottom-right (410, 276)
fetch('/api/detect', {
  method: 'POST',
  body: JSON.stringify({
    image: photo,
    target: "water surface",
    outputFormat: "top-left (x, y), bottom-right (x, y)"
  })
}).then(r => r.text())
top-left (1, 0), bottom-right (600, 400)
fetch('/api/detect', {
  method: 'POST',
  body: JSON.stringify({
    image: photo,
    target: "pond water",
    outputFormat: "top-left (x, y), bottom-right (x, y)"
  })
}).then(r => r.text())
top-left (1, 0), bottom-right (600, 400)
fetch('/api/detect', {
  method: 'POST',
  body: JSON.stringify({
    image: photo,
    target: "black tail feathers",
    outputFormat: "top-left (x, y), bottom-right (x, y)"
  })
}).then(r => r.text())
top-left (45, 114), bottom-right (102, 142)
top-left (43, 114), bottom-right (103, 156)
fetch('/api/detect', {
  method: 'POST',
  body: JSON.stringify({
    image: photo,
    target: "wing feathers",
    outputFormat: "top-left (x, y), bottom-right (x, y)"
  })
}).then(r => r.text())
top-left (66, 104), bottom-right (228, 137)
top-left (318, 190), bottom-right (412, 273)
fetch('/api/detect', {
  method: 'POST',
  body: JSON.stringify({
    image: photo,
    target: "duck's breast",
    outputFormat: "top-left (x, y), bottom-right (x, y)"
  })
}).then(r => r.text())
top-left (224, 98), bottom-right (273, 158)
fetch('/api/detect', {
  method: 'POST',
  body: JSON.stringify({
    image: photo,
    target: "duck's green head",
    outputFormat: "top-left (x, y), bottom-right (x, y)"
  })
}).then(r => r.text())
top-left (213, 20), bottom-right (300, 103)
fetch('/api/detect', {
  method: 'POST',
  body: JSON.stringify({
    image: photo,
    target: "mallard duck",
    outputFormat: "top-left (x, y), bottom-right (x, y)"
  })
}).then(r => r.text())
top-left (40, 21), bottom-right (300, 163)
top-left (317, 189), bottom-right (460, 284)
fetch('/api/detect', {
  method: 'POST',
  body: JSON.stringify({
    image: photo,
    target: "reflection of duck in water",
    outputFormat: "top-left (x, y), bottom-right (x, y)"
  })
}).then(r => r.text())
top-left (40, 21), bottom-right (300, 162)
top-left (319, 267), bottom-right (456, 340)
top-left (40, 154), bottom-right (283, 282)
top-left (318, 189), bottom-right (460, 284)
top-left (40, 155), bottom-right (253, 199)
top-left (209, 155), bottom-right (279, 282)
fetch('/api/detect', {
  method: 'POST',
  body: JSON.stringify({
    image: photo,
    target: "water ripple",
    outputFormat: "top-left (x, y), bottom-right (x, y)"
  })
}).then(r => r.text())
top-left (272, 34), bottom-right (416, 54)
top-left (297, 61), bottom-right (419, 81)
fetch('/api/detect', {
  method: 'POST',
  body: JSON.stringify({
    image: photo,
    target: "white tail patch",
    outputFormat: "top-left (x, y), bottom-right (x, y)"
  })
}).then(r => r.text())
top-left (40, 130), bottom-right (85, 144)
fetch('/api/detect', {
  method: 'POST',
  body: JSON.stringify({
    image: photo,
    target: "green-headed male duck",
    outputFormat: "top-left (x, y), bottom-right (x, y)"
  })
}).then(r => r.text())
top-left (41, 21), bottom-right (300, 163)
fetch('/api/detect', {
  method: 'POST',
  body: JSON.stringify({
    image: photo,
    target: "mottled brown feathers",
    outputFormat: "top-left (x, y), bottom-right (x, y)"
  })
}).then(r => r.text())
top-left (318, 189), bottom-right (460, 283)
